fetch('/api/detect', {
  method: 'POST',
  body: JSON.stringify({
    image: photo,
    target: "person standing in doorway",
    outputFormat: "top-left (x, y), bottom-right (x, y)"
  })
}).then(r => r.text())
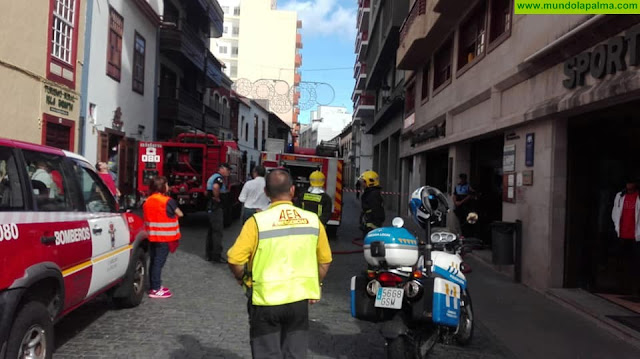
top-left (453, 173), bottom-right (476, 237)
top-left (238, 165), bottom-right (269, 223)
top-left (227, 169), bottom-right (332, 358)
top-left (143, 176), bottom-right (183, 299)
top-left (96, 162), bottom-right (120, 198)
top-left (612, 179), bottom-right (640, 298)
top-left (205, 163), bottom-right (231, 263)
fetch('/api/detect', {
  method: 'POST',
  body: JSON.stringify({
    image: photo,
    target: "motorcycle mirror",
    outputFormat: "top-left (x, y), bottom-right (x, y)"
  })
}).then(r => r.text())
top-left (392, 217), bottom-right (404, 228)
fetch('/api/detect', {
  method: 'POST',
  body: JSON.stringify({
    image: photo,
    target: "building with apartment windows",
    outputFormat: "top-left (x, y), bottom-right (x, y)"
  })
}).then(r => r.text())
top-left (156, 0), bottom-right (227, 141)
top-left (352, 0), bottom-right (409, 213)
top-left (1, 0), bottom-right (87, 151)
top-left (397, 1), bottom-right (640, 302)
top-left (213, 0), bottom-right (300, 139)
top-left (80, 0), bottom-right (163, 199)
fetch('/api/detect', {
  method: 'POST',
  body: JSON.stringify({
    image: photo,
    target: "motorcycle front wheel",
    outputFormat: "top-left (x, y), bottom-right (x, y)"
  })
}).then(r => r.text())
top-left (454, 288), bottom-right (474, 345)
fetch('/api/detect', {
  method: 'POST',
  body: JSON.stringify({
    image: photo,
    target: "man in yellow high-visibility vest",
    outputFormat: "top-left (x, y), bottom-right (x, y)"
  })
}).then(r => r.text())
top-left (227, 169), bottom-right (332, 358)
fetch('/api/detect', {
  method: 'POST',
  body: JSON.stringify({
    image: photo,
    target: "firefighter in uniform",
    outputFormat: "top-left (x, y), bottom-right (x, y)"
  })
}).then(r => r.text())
top-left (295, 170), bottom-right (333, 227)
top-left (360, 170), bottom-right (385, 233)
top-left (227, 169), bottom-right (332, 358)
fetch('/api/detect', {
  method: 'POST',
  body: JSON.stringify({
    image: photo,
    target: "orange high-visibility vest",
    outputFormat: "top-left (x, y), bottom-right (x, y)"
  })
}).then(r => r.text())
top-left (143, 193), bottom-right (181, 242)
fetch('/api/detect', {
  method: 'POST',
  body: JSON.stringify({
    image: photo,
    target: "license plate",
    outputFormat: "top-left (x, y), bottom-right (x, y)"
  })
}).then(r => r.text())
top-left (374, 287), bottom-right (404, 309)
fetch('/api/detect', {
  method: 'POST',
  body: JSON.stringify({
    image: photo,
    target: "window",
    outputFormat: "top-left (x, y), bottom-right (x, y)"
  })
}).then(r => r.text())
top-left (223, 25), bottom-right (229, 34)
top-left (232, 27), bottom-right (239, 36)
top-left (107, 7), bottom-right (124, 81)
top-left (23, 150), bottom-right (74, 212)
top-left (490, 0), bottom-right (512, 43)
top-left (222, 6), bottom-right (229, 13)
top-left (433, 38), bottom-right (453, 90)
top-left (70, 162), bottom-right (116, 213)
top-left (219, 46), bottom-right (228, 54)
top-left (458, 3), bottom-right (487, 70)
top-left (245, 123), bottom-right (249, 142)
top-left (230, 65), bottom-right (238, 78)
top-left (231, 47), bottom-right (238, 56)
top-left (0, 147), bottom-right (24, 210)
top-left (48, 0), bottom-right (79, 87)
top-left (132, 32), bottom-right (146, 94)
top-left (405, 83), bottom-right (416, 115)
top-left (234, 7), bottom-right (241, 16)
top-left (421, 62), bottom-right (430, 101)
top-left (51, 0), bottom-right (76, 64)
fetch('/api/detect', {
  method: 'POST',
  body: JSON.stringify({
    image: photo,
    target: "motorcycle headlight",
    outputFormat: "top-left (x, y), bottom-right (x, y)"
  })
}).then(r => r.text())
top-left (404, 280), bottom-right (422, 299)
top-left (431, 231), bottom-right (456, 243)
top-left (366, 280), bottom-right (380, 297)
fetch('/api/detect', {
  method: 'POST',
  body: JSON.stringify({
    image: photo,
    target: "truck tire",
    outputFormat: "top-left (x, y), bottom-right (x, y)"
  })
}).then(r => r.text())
top-left (6, 301), bottom-right (54, 359)
top-left (113, 247), bottom-right (148, 308)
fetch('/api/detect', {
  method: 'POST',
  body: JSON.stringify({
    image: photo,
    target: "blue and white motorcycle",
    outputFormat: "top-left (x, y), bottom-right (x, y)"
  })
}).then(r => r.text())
top-left (351, 186), bottom-right (474, 358)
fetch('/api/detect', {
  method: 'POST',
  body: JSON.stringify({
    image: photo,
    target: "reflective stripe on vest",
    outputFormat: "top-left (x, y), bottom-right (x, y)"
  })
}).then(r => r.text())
top-left (302, 193), bottom-right (323, 217)
top-left (252, 203), bottom-right (321, 306)
top-left (143, 193), bottom-right (181, 242)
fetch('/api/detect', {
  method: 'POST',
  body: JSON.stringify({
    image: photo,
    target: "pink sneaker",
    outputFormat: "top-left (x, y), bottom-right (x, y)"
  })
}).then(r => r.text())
top-left (148, 288), bottom-right (172, 299)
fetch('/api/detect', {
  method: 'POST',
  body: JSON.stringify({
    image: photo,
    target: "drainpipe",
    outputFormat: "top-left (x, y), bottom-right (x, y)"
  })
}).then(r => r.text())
top-left (79, 0), bottom-right (95, 156)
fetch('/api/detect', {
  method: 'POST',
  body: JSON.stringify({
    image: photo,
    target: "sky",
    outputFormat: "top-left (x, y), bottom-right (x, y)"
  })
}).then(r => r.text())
top-left (281, 0), bottom-right (358, 125)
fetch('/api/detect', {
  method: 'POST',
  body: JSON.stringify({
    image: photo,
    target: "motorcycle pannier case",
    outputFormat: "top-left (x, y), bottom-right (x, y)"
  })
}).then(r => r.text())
top-left (363, 227), bottom-right (419, 267)
top-left (432, 277), bottom-right (461, 328)
top-left (350, 275), bottom-right (385, 322)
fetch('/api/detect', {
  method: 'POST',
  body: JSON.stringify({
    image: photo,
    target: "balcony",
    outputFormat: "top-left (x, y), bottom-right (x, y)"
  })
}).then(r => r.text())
top-left (296, 33), bottom-right (303, 49)
top-left (295, 54), bottom-right (302, 67)
top-left (357, 0), bottom-right (371, 31)
top-left (158, 87), bottom-right (207, 129)
top-left (294, 73), bottom-right (301, 85)
top-left (195, 0), bottom-right (224, 36)
top-left (355, 31), bottom-right (369, 58)
top-left (397, 0), bottom-right (466, 70)
top-left (355, 63), bottom-right (367, 90)
top-left (297, 20), bottom-right (303, 29)
top-left (352, 88), bottom-right (362, 102)
top-left (353, 61), bottom-right (361, 79)
top-left (354, 94), bottom-right (375, 118)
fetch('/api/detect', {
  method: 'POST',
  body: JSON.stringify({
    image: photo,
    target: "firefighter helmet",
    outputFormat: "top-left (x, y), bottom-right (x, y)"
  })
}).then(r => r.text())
top-left (360, 170), bottom-right (380, 188)
top-left (309, 170), bottom-right (325, 187)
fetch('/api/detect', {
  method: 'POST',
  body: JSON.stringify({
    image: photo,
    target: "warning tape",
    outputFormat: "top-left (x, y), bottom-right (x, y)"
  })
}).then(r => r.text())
top-left (343, 188), bottom-right (410, 196)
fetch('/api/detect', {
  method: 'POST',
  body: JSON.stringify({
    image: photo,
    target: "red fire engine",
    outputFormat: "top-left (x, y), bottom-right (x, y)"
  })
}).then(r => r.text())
top-left (137, 133), bottom-right (244, 225)
top-left (261, 140), bottom-right (344, 236)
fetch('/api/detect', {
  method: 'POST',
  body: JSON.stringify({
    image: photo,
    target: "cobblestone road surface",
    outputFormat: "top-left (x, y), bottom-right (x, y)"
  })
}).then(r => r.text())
top-left (53, 194), bottom-right (513, 358)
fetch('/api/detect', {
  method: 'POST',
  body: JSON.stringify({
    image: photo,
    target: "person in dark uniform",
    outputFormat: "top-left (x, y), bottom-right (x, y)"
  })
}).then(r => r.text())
top-left (205, 163), bottom-right (231, 263)
top-left (453, 173), bottom-right (477, 237)
top-left (360, 170), bottom-right (385, 233)
top-left (296, 170), bottom-right (333, 226)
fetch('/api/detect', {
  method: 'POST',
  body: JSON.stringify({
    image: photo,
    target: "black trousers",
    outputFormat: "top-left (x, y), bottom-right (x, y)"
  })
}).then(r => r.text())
top-left (248, 300), bottom-right (309, 359)
top-left (206, 207), bottom-right (224, 259)
top-left (620, 239), bottom-right (640, 296)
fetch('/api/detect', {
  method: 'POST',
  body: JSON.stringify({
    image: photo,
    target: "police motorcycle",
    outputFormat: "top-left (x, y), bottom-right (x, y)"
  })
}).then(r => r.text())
top-left (350, 186), bottom-right (474, 358)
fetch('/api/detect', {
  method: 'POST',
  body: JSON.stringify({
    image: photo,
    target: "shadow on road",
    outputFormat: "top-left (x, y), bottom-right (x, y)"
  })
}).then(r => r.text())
top-left (170, 334), bottom-right (244, 359)
top-left (54, 296), bottom-right (111, 350)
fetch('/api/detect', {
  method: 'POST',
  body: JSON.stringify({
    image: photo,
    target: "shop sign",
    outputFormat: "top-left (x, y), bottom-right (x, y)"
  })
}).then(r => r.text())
top-left (503, 144), bottom-right (516, 172)
top-left (563, 24), bottom-right (640, 89)
top-left (44, 84), bottom-right (76, 116)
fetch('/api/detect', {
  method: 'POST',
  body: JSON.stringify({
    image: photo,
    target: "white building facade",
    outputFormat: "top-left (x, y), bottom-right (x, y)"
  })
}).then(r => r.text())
top-left (236, 98), bottom-right (269, 173)
top-left (80, 0), bottom-right (162, 197)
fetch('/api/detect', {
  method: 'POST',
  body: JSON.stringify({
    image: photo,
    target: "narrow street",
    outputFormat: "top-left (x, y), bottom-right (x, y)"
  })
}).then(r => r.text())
top-left (53, 193), bottom-right (515, 358)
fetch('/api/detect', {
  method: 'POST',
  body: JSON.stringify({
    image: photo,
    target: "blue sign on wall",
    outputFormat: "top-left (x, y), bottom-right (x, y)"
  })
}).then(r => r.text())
top-left (525, 133), bottom-right (535, 167)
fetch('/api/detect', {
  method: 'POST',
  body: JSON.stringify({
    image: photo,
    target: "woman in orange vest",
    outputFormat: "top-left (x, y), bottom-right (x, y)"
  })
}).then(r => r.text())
top-left (143, 176), bottom-right (183, 299)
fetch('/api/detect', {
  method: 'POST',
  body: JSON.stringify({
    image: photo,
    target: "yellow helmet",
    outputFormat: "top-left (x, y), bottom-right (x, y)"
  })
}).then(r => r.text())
top-left (360, 170), bottom-right (379, 187)
top-left (309, 170), bottom-right (325, 187)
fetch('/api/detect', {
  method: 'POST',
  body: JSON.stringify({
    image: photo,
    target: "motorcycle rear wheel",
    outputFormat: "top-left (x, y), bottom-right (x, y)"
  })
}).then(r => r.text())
top-left (386, 336), bottom-right (413, 359)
